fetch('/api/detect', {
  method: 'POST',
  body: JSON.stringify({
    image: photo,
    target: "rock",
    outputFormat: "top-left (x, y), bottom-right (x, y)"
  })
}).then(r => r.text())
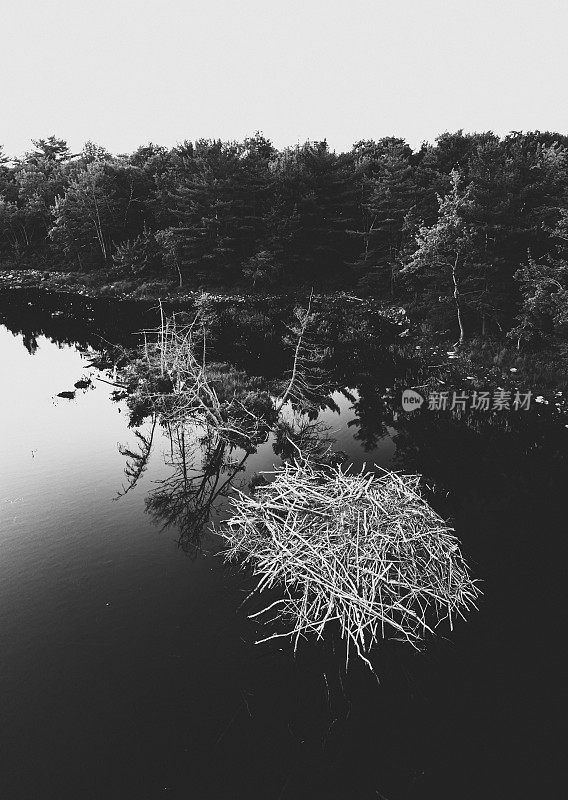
top-left (57, 391), bottom-right (76, 400)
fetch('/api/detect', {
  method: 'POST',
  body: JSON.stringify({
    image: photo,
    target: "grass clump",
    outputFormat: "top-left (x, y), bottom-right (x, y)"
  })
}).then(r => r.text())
top-left (221, 460), bottom-right (481, 668)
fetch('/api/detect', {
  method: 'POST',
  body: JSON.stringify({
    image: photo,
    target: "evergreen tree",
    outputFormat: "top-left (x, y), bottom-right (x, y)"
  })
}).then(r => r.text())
top-left (163, 139), bottom-right (245, 282)
top-left (351, 138), bottom-right (417, 293)
top-left (269, 141), bottom-right (355, 282)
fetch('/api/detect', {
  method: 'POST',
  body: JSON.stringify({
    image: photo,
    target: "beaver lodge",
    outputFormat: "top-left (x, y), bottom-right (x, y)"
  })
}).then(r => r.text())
top-left (221, 460), bottom-right (481, 669)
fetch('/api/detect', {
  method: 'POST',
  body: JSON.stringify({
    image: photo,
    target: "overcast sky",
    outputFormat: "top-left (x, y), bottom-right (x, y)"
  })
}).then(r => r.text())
top-left (3, 0), bottom-right (567, 158)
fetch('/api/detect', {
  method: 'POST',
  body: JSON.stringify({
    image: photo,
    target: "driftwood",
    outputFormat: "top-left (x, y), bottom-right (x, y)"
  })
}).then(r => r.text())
top-left (221, 460), bottom-right (481, 669)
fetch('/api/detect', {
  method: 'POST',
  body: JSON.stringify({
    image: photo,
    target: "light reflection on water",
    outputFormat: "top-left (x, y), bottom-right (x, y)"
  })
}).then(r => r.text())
top-left (0, 297), bottom-right (565, 800)
top-left (0, 322), bottom-right (399, 799)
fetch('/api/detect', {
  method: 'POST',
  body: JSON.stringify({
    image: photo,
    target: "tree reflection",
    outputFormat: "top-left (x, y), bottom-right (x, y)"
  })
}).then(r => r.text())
top-left (22, 331), bottom-right (39, 355)
top-left (347, 383), bottom-right (392, 451)
top-left (117, 415), bottom-right (158, 496)
top-left (110, 300), bottom-right (402, 552)
top-left (145, 427), bottom-right (248, 556)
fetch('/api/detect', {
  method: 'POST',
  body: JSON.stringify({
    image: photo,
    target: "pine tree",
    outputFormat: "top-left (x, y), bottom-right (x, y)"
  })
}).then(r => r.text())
top-left (351, 138), bottom-right (417, 293)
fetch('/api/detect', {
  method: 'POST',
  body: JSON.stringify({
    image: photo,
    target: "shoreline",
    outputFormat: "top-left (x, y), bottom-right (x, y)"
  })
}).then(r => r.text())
top-left (2, 270), bottom-right (567, 404)
top-left (0, 268), bottom-right (409, 319)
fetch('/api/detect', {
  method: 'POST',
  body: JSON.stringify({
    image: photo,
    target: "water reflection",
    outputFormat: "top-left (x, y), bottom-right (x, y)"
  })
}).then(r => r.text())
top-left (3, 287), bottom-right (567, 511)
top-left (1, 289), bottom-right (567, 798)
top-left (0, 288), bottom-right (158, 351)
top-left (145, 428), bottom-right (248, 556)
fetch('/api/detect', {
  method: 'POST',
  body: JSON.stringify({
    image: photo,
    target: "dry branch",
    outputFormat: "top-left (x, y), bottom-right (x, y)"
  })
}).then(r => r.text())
top-left (220, 460), bottom-right (481, 669)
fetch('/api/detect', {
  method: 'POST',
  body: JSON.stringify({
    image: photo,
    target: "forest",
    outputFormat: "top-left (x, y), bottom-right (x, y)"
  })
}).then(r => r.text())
top-left (1, 130), bottom-right (568, 347)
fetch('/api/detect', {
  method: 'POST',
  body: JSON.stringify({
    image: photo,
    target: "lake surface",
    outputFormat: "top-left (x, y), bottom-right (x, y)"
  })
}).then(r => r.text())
top-left (0, 290), bottom-right (565, 799)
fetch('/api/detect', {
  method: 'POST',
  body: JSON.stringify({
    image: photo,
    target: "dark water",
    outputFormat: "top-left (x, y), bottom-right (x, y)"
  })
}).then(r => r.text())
top-left (0, 290), bottom-right (565, 799)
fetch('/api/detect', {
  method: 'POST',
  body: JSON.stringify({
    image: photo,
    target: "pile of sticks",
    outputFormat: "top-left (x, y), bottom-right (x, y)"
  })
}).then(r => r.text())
top-left (139, 309), bottom-right (267, 445)
top-left (221, 460), bottom-right (481, 668)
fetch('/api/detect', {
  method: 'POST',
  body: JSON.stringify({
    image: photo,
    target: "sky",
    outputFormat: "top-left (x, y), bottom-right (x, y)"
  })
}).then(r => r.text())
top-left (3, 0), bottom-right (568, 158)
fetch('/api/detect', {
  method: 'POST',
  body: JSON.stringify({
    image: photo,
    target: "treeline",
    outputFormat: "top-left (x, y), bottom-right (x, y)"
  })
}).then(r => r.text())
top-left (1, 131), bottom-right (568, 344)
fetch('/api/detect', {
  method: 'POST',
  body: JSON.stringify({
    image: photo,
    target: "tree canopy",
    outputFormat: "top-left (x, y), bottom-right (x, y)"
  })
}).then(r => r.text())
top-left (1, 129), bottom-right (568, 344)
